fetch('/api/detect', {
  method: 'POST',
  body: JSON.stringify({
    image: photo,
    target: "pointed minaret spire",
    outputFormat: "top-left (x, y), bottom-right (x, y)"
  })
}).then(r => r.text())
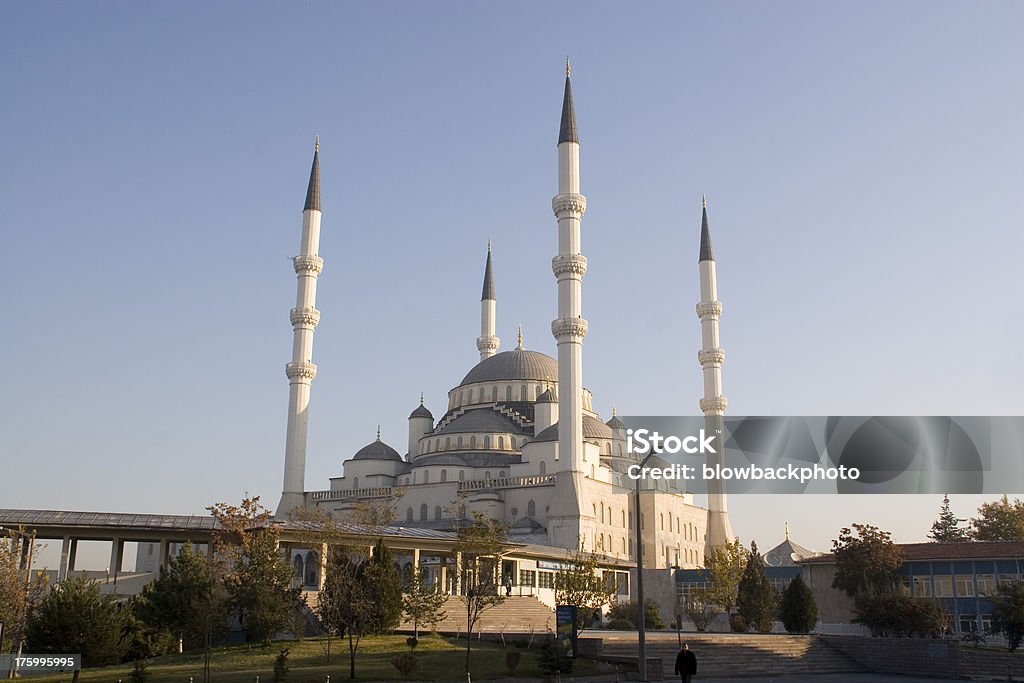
top-left (303, 139), bottom-right (321, 212)
top-left (558, 60), bottom-right (578, 145)
top-left (476, 243), bottom-right (500, 360)
top-left (517, 325), bottom-right (524, 348)
top-left (376, 425), bottom-right (381, 441)
top-left (785, 522), bottom-right (790, 540)
top-left (699, 195), bottom-right (714, 262)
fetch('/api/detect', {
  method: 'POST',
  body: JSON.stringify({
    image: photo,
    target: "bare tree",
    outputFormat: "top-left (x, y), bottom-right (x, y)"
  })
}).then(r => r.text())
top-left (453, 512), bottom-right (511, 673)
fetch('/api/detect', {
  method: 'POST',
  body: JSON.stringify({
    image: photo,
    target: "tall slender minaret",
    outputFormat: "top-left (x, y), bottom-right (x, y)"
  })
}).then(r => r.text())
top-left (278, 140), bottom-right (323, 517)
top-left (548, 60), bottom-right (590, 549)
top-left (476, 242), bottom-right (499, 360)
top-left (697, 195), bottom-right (734, 550)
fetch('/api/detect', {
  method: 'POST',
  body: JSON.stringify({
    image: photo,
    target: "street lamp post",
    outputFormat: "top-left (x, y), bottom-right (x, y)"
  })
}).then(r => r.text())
top-left (633, 450), bottom-right (656, 682)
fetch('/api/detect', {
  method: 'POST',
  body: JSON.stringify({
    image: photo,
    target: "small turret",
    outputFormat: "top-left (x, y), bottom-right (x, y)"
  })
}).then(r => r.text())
top-left (407, 393), bottom-right (433, 460)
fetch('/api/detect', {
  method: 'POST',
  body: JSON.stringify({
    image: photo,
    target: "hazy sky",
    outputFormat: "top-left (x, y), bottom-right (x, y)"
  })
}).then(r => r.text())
top-left (2, 2), bottom-right (1023, 569)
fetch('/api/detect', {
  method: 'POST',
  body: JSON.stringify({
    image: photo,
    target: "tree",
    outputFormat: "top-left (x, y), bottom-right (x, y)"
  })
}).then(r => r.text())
top-left (453, 512), bottom-right (510, 673)
top-left (971, 495), bottom-right (1024, 541)
top-left (26, 575), bottom-right (129, 668)
top-left (700, 537), bottom-right (746, 611)
top-left (987, 580), bottom-right (1024, 651)
top-left (779, 574), bottom-right (818, 633)
top-left (928, 494), bottom-right (971, 542)
top-left (345, 488), bottom-right (407, 527)
top-left (209, 497), bottom-right (303, 645)
top-left (553, 545), bottom-right (617, 632)
top-left (852, 594), bottom-right (947, 638)
top-left (831, 524), bottom-right (903, 599)
top-left (736, 541), bottom-right (779, 633)
top-left (605, 599), bottom-right (664, 630)
top-left (135, 542), bottom-right (226, 651)
top-left (0, 528), bottom-right (48, 655)
top-left (402, 569), bottom-right (447, 639)
top-left (362, 540), bottom-right (403, 634)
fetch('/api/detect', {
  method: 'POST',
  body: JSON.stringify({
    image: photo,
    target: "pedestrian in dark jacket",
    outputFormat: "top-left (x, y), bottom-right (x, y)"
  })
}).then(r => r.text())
top-left (674, 643), bottom-right (697, 682)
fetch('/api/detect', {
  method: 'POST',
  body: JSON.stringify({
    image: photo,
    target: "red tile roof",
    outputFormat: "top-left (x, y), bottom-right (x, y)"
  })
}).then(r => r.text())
top-left (799, 541), bottom-right (1024, 565)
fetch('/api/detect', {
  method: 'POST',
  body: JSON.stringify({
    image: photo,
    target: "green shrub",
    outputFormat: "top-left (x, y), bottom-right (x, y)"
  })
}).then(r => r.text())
top-left (505, 650), bottom-right (521, 673)
top-left (391, 652), bottom-right (418, 679)
top-left (272, 648), bottom-right (289, 683)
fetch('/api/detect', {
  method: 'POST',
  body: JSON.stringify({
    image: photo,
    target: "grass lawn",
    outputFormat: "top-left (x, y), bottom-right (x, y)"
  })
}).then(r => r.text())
top-left (26, 635), bottom-right (611, 683)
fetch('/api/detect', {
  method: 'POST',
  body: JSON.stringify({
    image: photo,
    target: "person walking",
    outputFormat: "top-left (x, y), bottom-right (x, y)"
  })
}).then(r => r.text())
top-left (674, 643), bottom-right (697, 683)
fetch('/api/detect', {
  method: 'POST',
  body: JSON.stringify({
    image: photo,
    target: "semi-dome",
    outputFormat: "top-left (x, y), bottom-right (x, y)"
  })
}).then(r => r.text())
top-left (353, 438), bottom-right (403, 461)
top-left (437, 409), bottom-right (527, 435)
top-left (459, 348), bottom-right (558, 386)
top-left (534, 416), bottom-right (615, 442)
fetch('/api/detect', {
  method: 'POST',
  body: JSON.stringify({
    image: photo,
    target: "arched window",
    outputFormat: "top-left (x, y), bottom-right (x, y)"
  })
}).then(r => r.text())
top-left (527, 500), bottom-right (536, 517)
top-left (424, 470), bottom-right (430, 484)
top-left (593, 503), bottom-right (597, 516)
top-left (458, 390), bottom-right (464, 405)
top-left (352, 476), bottom-right (359, 490)
top-left (539, 461), bottom-right (546, 475)
top-left (676, 517), bottom-right (680, 533)
top-left (520, 385), bottom-right (527, 401)
top-left (479, 387), bottom-right (485, 403)
top-left (406, 507), bottom-right (413, 522)
top-left (441, 470), bottom-right (448, 482)
top-left (434, 506), bottom-right (442, 521)
top-left (491, 386), bottom-right (498, 402)
top-left (505, 385), bottom-right (512, 401)
top-left (622, 538), bottom-right (626, 554)
top-left (616, 443), bottom-right (623, 456)
top-left (304, 551), bottom-right (318, 586)
top-left (511, 507), bottom-right (518, 518)
top-left (445, 437), bottom-right (451, 450)
top-left (484, 435), bottom-right (491, 449)
top-left (458, 470), bottom-right (465, 481)
top-left (420, 504), bottom-right (428, 521)
top-left (621, 510), bottom-right (626, 527)
top-left (292, 554), bottom-right (304, 579)
top-left (484, 471), bottom-right (492, 481)
top-left (590, 465), bottom-right (595, 478)
top-left (600, 503), bottom-right (605, 524)
top-left (457, 436), bottom-right (463, 448)
top-left (470, 436), bottom-right (476, 449)
top-left (498, 436), bottom-right (505, 450)
top-left (660, 513), bottom-right (664, 531)
top-left (599, 534), bottom-right (604, 550)
top-left (535, 385), bottom-right (542, 398)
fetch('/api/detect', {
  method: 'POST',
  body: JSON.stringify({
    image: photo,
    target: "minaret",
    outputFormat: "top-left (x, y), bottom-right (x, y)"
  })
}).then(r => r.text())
top-left (697, 195), bottom-right (734, 550)
top-left (476, 242), bottom-right (500, 360)
top-left (547, 60), bottom-right (591, 549)
top-left (278, 140), bottom-right (323, 517)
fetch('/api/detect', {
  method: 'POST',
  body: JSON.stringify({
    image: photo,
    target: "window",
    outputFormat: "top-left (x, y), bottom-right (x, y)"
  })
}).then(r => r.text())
top-left (148, 545), bottom-right (153, 556)
top-left (998, 574), bottom-right (1019, 587)
top-left (660, 514), bottom-right (664, 531)
top-left (934, 575), bottom-right (952, 598)
top-left (498, 436), bottom-right (505, 450)
top-left (538, 571), bottom-right (555, 589)
top-left (955, 575), bottom-right (975, 597)
top-left (959, 614), bottom-right (978, 633)
top-left (600, 503), bottom-right (605, 524)
top-left (539, 461), bottom-right (546, 475)
top-left (485, 471), bottom-right (492, 481)
top-left (622, 538), bottom-right (626, 554)
top-left (535, 385), bottom-right (542, 398)
top-left (492, 386), bottom-right (497, 402)
top-left (424, 471), bottom-right (430, 484)
top-left (470, 436), bottom-right (476, 449)
top-left (353, 477), bottom-right (359, 489)
top-left (479, 387), bottom-right (485, 402)
top-left (457, 436), bottom-right (463, 448)
top-left (521, 385), bottom-right (527, 401)
top-left (977, 574), bottom-right (997, 595)
top-left (913, 576), bottom-right (931, 598)
top-left (519, 569), bottom-right (536, 587)
top-left (622, 510), bottom-right (626, 527)
top-left (458, 504), bottom-right (466, 518)
top-left (406, 507), bottom-right (413, 522)
top-left (511, 507), bottom-right (518, 518)
top-left (441, 470), bottom-right (447, 482)
top-left (506, 386), bottom-right (512, 401)
top-left (445, 437), bottom-right (451, 449)
top-left (484, 435), bottom-right (491, 449)
top-left (528, 500), bottom-right (536, 517)
top-left (434, 506), bottom-right (442, 521)
top-left (420, 504), bottom-right (428, 521)
top-left (981, 613), bottom-right (993, 631)
top-left (458, 469), bottom-right (465, 481)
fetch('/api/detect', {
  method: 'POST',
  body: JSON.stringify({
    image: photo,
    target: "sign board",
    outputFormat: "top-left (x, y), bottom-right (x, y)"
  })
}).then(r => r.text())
top-left (555, 605), bottom-right (578, 657)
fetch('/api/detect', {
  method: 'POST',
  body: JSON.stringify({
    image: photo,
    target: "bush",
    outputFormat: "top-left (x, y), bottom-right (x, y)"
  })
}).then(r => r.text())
top-left (537, 637), bottom-right (573, 675)
top-left (729, 613), bottom-right (748, 632)
top-left (391, 652), bottom-right (418, 679)
top-left (406, 636), bottom-right (418, 651)
top-left (273, 648), bottom-right (289, 683)
top-left (606, 599), bottom-right (664, 630)
top-left (779, 575), bottom-right (818, 634)
top-left (505, 650), bottom-right (521, 673)
top-left (128, 661), bottom-right (149, 683)
top-left (853, 594), bottom-right (946, 638)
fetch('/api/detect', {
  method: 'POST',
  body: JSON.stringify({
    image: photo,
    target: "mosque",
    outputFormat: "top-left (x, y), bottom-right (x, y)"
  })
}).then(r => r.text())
top-left (274, 65), bottom-right (734, 571)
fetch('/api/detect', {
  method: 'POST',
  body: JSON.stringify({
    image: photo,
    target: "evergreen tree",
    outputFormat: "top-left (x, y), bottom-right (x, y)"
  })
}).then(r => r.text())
top-left (928, 494), bottom-right (971, 542)
top-left (987, 580), bottom-right (1024, 651)
top-left (362, 540), bottom-right (403, 634)
top-left (779, 574), bottom-right (818, 633)
top-left (26, 575), bottom-right (129, 667)
top-left (701, 537), bottom-right (746, 612)
top-left (736, 541), bottom-right (778, 633)
top-left (135, 542), bottom-right (225, 650)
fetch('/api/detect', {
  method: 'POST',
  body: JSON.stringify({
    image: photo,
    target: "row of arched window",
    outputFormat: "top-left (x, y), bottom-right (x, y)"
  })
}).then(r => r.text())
top-left (592, 502), bottom-right (631, 529)
top-left (420, 434), bottom-right (521, 454)
top-left (406, 503), bottom-right (467, 522)
top-left (449, 383), bottom-right (546, 411)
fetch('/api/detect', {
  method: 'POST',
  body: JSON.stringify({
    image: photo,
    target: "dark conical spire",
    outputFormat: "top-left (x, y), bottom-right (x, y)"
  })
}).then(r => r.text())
top-left (303, 138), bottom-right (321, 212)
top-left (558, 60), bottom-right (578, 145)
top-left (699, 194), bottom-right (714, 262)
top-left (481, 241), bottom-right (495, 301)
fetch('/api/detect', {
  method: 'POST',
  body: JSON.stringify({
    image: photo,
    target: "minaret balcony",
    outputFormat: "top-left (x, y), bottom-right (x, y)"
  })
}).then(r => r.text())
top-left (700, 396), bottom-right (728, 414)
top-left (696, 301), bottom-right (723, 320)
top-left (551, 317), bottom-right (588, 340)
top-left (698, 348), bottom-right (726, 367)
top-left (285, 361), bottom-right (318, 382)
top-left (292, 254), bottom-right (324, 275)
top-left (290, 307), bottom-right (321, 327)
top-left (552, 254), bottom-right (588, 278)
top-left (551, 193), bottom-right (587, 218)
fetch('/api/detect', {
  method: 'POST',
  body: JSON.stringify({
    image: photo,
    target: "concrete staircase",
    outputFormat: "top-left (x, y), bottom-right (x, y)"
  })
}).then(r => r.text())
top-left (400, 596), bottom-right (555, 637)
top-left (589, 632), bottom-right (865, 679)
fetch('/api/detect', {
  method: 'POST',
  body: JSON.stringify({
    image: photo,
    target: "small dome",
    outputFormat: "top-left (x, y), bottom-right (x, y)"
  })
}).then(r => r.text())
top-left (409, 403), bottom-right (433, 420)
top-left (353, 438), bottom-right (402, 461)
top-left (606, 415), bottom-right (625, 430)
top-left (536, 388), bottom-right (556, 404)
top-left (460, 348), bottom-right (558, 386)
top-left (534, 416), bottom-right (614, 443)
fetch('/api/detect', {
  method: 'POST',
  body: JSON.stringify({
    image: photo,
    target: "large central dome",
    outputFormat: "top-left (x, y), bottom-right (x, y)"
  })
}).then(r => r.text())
top-left (459, 348), bottom-right (558, 386)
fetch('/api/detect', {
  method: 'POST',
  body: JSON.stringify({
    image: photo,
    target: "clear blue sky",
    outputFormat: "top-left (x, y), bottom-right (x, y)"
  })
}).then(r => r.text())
top-left (2, 2), bottom-right (1023, 568)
